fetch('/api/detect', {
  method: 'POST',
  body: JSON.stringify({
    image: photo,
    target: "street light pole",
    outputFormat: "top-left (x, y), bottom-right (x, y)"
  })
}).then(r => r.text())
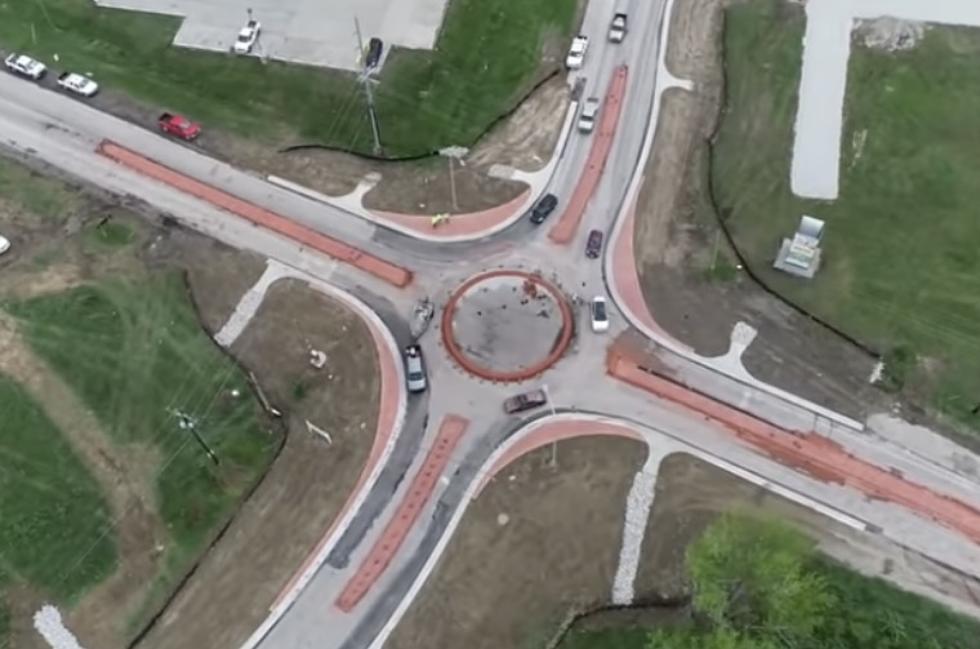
top-left (355, 17), bottom-right (382, 154)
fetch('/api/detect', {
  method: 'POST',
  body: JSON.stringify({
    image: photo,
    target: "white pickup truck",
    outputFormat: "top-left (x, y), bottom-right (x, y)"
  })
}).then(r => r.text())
top-left (609, 12), bottom-right (628, 42)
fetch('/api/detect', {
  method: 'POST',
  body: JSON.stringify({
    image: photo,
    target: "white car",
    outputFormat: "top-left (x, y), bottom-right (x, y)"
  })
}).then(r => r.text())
top-left (590, 296), bottom-right (609, 333)
top-left (566, 35), bottom-right (589, 69)
top-left (578, 97), bottom-right (600, 133)
top-left (4, 53), bottom-right (46, 80)
top-left (234, 20), bottom-right (261, 54)
top-left (404, 344), bottom-right (428, 393)
top-left (57, 72), bottom-right (99, 97)
top-left (0, 235), bottom-right (10, 256)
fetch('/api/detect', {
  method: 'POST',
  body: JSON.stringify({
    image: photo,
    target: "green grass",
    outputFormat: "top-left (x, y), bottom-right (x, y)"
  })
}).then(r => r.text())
top-left (0, 0), bottom-right (577, 156)
top-left (0, 374), bottom-right (117, 602)
top-left (711, 0), bottom-right (980, 433)
top-left (3, 273), bottom-right (279, 552)
top-left (0, 157), bottom-right (81, 222)
top-left (83, 218), bottom-right (135, 249)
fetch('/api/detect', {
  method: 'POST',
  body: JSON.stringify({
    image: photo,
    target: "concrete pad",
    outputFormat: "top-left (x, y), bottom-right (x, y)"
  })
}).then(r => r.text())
top-left (93, 0), bottom-right (450, 70)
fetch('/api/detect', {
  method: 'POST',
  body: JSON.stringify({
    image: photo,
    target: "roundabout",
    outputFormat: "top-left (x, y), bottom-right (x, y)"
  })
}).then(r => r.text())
top-left (441, 270), bottom-right (574, 382)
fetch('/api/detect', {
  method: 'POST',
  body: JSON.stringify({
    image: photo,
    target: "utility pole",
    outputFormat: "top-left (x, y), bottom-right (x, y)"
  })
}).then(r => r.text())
top-left (354, 17), bottom-right (382, 154)
top-left (439, 146), bottom-right (469, 212)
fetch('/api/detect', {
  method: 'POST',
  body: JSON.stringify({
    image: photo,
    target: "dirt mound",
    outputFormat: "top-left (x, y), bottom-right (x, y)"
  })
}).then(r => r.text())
top-left (857, 17), bottom-right (925, 52)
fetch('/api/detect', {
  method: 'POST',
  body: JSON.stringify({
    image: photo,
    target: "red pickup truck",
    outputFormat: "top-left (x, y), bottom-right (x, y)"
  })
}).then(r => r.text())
top-left (158, 112), bottom-right (201, 140)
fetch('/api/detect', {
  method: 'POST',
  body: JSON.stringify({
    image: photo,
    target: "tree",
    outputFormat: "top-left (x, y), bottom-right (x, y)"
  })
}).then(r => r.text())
top-left (686, 514), bottom-right (835, 641)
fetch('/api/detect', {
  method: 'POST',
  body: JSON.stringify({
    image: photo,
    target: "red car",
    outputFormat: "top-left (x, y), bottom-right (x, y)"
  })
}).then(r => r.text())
top-left (503, 389), bottom-right (548, 414)
top-left (158, 112), bottom-right (201, 140)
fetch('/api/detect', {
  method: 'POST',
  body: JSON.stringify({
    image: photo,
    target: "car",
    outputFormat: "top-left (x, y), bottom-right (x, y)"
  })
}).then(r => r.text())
top-left (585, 229), bottom-right (604, 259)
top-left (57, 72), bottom-right (99, 97)
top-left (365, 37), bottom-right (384, 69)
top-left (577, 97), bottom-right (600, 133)
top-left (590, 296), bottom-right (609, 333)
top-left (566, 35), bottom-right (589, 69)
top-left (503, 389), bottom-right (547, 415)
top-left (234, 20), bottom-right (261, 54)
top-left (0, 235), bottom-right (9, 256)
top-left (4, 53), bottom-right (46, 80)
top-left (528, 193), bottom-right (558, 225)
top-left (609, 12), bottom-right (628, 42)
top-left (158, 112), bottom-right (202, 140)
top-left (404, 344), bottom-right (428, 393)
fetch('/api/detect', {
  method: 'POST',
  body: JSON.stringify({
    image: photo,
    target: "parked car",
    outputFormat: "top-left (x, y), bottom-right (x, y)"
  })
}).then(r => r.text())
top-left (365, 37), bottom-right (384, 68)
top-left (503, 389), bottom-right (547, 414)
top-left (234, 20), bottom-right (261, 54)
top-left (57, 72), bottom-right (99, 97)
top-left (4, 53), bottom-right (46, 80)
top-left (609, 11), bottom-right (628, 42)
top-left (404, 344), bottom-right (428, 393)
top-left (590, 296), bottom-right (609, 333)
top-left (565, 35), bottom-right (589, 69)
top-left (528, 193), bottom-right (558, 225)
top-left (578, 97), bottom-right (600, 133)
top-left (0, 234), bottom-right (9, 256)
top-left (585, 229), bottom-right (604, 259)
top-left (158, 113), bottom-right (201, 140)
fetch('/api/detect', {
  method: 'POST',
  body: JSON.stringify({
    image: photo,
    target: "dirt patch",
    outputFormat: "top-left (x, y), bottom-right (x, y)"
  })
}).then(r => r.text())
top-left (635, 453), bottom-right (980, 617)
top-left (632, 0), bottom-right (886, 419)
top-left (856, 17), bottom-right (926, 52)
top-left (386, 437), bottom-right (647, 649)
top-left (135, 278), bottom-right (379, 649)
top-left (468, 76), bottom-right (571, 172)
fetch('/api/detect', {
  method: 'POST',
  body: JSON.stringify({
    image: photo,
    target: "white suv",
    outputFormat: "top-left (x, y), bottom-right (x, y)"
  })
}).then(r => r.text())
top-left (234, 20), bottom-right (261, 54)
top-left (404, 344), bottom-right (428, 392)
top-left (590, 296), bottom-right (609, 333)
top-left (578, 97), bottom-right (600, 133)
top-left (4, 53), bottom-right (46, 80)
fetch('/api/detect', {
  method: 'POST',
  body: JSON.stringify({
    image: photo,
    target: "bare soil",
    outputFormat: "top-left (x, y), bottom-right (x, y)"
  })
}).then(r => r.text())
top-left (632, 0), bottom-right (886, 419)
top-left (634, 453), bottom-right (980, 618)
top-left (136, 278), bottom-right (379, 649)
top-left (385, 437), bottom-right (647, 649)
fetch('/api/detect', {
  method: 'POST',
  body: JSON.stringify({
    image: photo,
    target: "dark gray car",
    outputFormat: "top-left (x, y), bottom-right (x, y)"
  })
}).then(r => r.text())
top-left (529, 193), bottom-right (558, 225)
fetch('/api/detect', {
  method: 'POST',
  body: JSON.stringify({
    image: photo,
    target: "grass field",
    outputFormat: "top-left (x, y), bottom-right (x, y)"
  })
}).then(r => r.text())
top-left (0, 0), bottom-right (577, 156)
top-left (0, 375), bottom-right (117, 646)
top-left (712, 0), bottom-right (980, 433)
top-left (4, 273), bottom-right (278, 553)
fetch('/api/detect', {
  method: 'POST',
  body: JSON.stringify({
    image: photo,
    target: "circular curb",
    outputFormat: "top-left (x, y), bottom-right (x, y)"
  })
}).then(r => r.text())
top-left (441, 269), bottom-right (574, 382)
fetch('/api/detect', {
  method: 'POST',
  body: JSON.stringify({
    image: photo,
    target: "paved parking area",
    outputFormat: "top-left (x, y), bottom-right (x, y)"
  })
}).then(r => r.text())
top-left (92, 0), bottom-right (449, 70)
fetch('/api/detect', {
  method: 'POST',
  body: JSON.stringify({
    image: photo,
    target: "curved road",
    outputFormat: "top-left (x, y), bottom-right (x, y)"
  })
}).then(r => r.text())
top-left (1, 0), bottom-right (979, 647)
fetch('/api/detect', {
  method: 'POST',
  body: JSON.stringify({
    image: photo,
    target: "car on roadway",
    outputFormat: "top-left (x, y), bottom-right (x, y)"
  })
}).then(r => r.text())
top-left (503, 389), bottom-right (547, 414)
top-left (4, 53), bottom-right (46, 80)
top-left (590, 296), bottom-right (609, 333)
top-left (234, 20), bottom-right (261, 54)
top-left (404, 344), bottom-right (428, 393)
top-left (565, 35), bottom-right (589, 69)
top-left (585, 229), bottom-right (604, 259)
top-left (57, 72), bottom-right (99, 97)
top-left (158, 112), bottom-right (202, 140)
top-left (578, 97), bottom-right (600, 133)
top-left (528, 193), bottom-right (558, 225)
top-left (365, 37), bottom-right (384, 69)
top-left (609, 11), bottom-right (628, 42)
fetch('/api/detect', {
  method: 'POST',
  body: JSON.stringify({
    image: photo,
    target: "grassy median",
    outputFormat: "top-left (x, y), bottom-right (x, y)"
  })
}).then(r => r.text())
top-left (0, 0), bottom-right (577, 156)
top-left (712, 0), bottom-right (980, 435)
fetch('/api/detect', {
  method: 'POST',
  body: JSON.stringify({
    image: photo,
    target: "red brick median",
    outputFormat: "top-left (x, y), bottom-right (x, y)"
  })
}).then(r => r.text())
top-left (606, 346), bottom-right (980, 545)
top-left (98, 141), bottom-right (412, 288)
top-left (549, 65), bottom-right (629, 245)
top-left (335, 415), bottom-right (469, 612)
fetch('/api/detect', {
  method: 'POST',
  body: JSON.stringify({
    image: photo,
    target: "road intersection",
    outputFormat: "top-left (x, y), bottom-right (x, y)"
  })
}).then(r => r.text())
top-left (1, 0), bottom-right (980, 646)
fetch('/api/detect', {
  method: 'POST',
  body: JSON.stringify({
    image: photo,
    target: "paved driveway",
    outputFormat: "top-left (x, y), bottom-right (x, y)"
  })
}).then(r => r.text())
top-left (92, 0), bottom-right (449, 70)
